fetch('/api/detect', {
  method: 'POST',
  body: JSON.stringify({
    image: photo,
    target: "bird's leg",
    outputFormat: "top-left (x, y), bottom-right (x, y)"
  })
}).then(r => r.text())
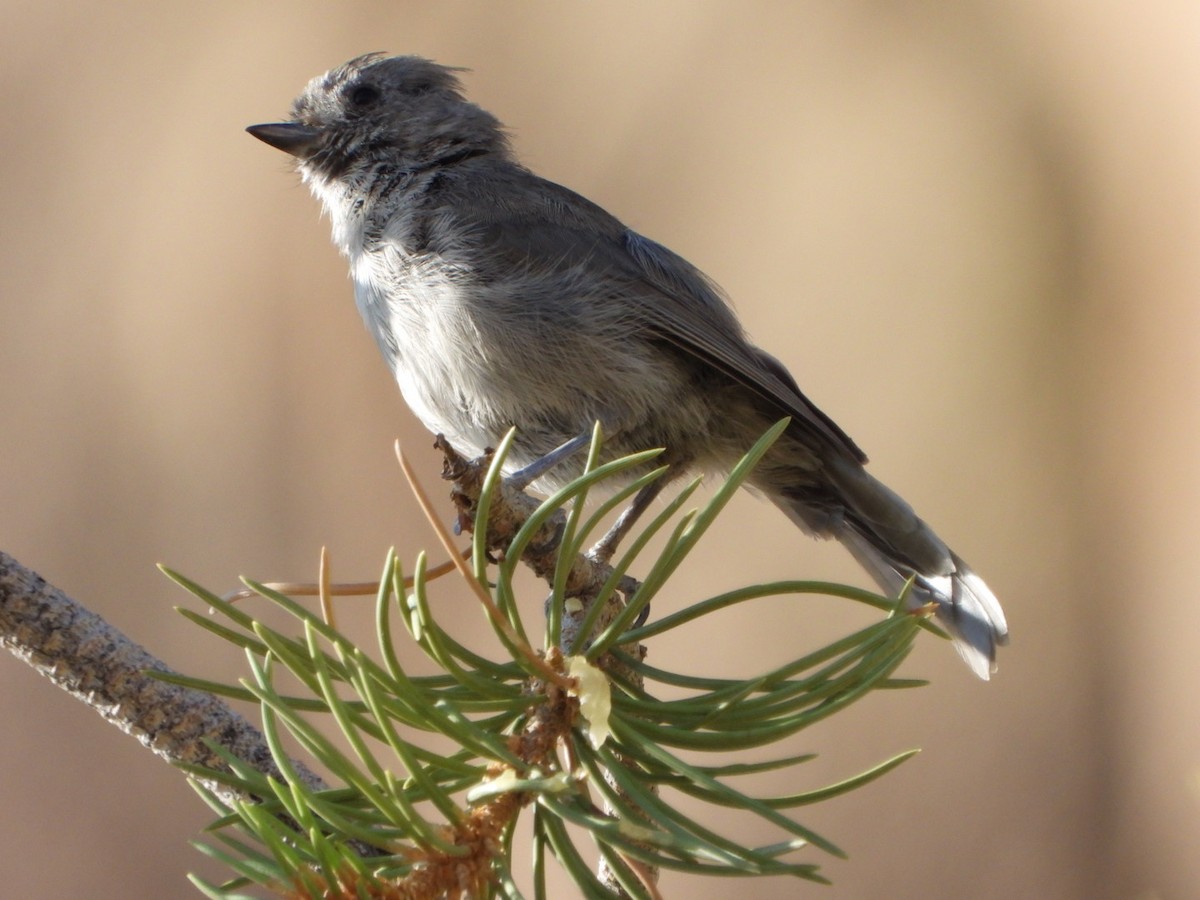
top-left (588, 477), bottom-right (673, 629)
top-left (510, 435), bottom-right (672, 624)
top-left (587, 477), bottom-right (669, 565)
top-left (506, 431), bottom-right (593, 491)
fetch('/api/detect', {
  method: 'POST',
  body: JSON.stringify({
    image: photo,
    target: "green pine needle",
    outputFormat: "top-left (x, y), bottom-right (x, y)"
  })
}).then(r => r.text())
top-left (167, 423), bottom-right (925, 897)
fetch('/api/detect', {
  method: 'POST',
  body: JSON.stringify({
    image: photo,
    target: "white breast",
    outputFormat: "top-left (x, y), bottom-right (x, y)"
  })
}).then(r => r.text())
top-left (352, 248), bottom-right (500, 456)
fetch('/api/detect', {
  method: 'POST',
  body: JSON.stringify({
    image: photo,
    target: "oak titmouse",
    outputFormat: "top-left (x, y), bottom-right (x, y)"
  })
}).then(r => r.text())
top-left (248, 54), bottom-right (1008, 678)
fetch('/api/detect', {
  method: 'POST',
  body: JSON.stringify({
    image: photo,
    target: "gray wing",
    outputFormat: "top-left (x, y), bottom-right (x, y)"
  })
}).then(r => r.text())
top-left (448, 167), bottom-right (867, 463)
top-left (621, 229), bottom-right (866, 463)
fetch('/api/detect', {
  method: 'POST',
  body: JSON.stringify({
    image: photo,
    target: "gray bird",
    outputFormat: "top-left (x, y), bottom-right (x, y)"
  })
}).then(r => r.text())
top-left (247, 53), bottom-right (1008, 678)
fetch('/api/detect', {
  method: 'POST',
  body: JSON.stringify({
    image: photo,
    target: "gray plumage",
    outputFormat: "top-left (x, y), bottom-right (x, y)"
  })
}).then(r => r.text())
top-left (247, 53), bottom-right (1008, 678)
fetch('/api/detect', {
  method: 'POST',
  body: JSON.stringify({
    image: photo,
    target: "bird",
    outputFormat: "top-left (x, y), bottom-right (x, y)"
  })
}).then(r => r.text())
top-left (247, 53), bottom-right (1008, 678)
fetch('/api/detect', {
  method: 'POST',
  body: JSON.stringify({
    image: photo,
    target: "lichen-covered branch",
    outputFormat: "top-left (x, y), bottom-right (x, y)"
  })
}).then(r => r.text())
top-left (0, 550), bottom-right (326, 804)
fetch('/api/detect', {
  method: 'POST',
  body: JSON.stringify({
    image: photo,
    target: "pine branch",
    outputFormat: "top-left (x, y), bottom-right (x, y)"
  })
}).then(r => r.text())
top-left (435, 431), bottom-right (660, 895)
top-left (3, 422), bottom-right (928, 898)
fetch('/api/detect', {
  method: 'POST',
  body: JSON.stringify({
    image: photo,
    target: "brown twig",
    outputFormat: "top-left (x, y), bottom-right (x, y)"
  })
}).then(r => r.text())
top-left (220, 556), bottom-right (463, 604)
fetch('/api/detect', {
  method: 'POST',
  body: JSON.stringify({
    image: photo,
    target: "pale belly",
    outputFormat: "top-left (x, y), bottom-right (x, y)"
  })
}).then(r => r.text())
top-left (350, 246), bottom-right (723, 486)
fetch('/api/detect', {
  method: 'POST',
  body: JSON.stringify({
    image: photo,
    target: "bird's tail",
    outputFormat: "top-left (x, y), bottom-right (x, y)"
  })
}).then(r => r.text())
top-left (837, 531), bottom-right (1008, 679)
top-left (768, 455), bottom-right (1009, 679)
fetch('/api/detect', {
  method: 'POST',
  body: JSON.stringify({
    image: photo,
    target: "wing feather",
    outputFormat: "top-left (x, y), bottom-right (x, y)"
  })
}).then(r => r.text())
top-left (453, 168), bottom-right (866, 463)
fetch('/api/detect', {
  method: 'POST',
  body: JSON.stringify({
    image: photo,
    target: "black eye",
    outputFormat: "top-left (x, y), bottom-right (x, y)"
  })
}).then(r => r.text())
top-left (347, 83), bottom-right (382, 107)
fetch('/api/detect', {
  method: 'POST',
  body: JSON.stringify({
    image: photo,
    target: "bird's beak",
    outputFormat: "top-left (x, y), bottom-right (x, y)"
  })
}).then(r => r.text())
top-left (246, 122), bottom-right (323, 157)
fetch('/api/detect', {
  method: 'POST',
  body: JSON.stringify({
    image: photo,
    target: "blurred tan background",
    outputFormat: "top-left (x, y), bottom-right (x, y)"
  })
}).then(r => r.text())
top-left (2, 2), bottom-right (1198, 897)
